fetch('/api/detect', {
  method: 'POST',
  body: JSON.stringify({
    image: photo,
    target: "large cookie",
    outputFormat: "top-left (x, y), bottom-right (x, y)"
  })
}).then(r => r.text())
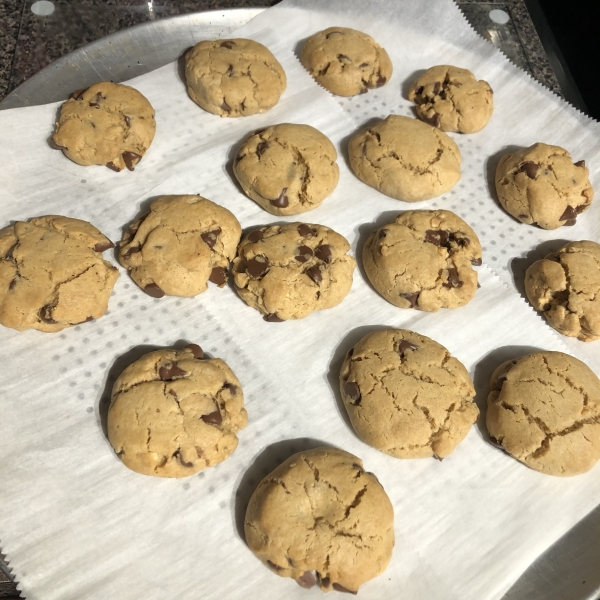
top-left (233, 123), bottom-right (339, 216)
top-left (108, 344), bottom-right (247, 478)
top-left (51, 81), bottom-right (156, 171)
top-left (232, 222), bottom-right (356, 321)
top-left (495, 143), bottom-right (593, 229)
top-left (184, 39), bottom-right (286, 117)
top-left (118, 195), bottom-right (242, 298)
top-left (348, 115), bottom-right (461, 201)
top-left (244, 447), bottom-right (394, 594)
top-left (486, 352), bottom-right (600, 476)
top-left (363, 210), bottom-right (482, 311)
top-left (0, 216), bottom-right (118, 332)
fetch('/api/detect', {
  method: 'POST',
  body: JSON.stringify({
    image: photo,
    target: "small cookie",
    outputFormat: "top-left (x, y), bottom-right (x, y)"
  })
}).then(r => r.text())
top-left (495, 143), bottom-right (593, 229)
top-left (408, 65), bottom-right (493, 133)
top-left (233, 124), bottom-right (339, 216)
top-left (244, 447), bottom-right (394, 593)
top-left (340, 329), bottom-right (478, 459)
top-left (348, 115), bottom-right (461, 201)
top-left (232, 223), bottom-right (356, 321)
top-left (184, 39), bottom-right (286, 117)
top-left (108, 344), bottom-right (247, 477)
top-left (118, 195), bottom-right (242, 298)
top-left (486, 352), bottom-right (600, 476)
top-left (363, 210), bottom-right (482, 311)
top-left (51, 82), bottom-right (156, 171)
top-left (0, 216), bottom-right (118, 332)
top-left (300, 27), bottom-right (392, 97)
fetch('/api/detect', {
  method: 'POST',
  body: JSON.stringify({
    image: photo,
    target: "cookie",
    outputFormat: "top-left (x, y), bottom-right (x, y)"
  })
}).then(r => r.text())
top-left (233, 124), bottom-right (339, 216)
top-left (118, 195), bottom-right (242, 298)
top-left (51, 82), bottom-right (156, 171)
top-left (486, 352), bottom-right (600, 476)
top-left (0, 216), bottom-right (118, 332)
top-left (300, 27), bottom-right (392, 97)
top-left (363, 210), bottom-right (482, 312)
top-left (244, 447), bottom-right (394, 593)
top-left (184, 39), bottom-right (286, 117)
top-left (348, 115), bottom-right (461, 201)
top-left (495, 143), bottom-right (593, 229)
top-left (408, 65), bottom-right (493, 133)
top-left (108, 344), bottom-right (247, 477)
top-left (232, 222), bottom-right (356, 321)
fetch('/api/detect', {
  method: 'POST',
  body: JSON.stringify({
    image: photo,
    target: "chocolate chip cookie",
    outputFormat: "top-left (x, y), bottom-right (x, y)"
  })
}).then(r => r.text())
top-left (363, 210), bottom-right (482, 311)
top-left (184, 39), bottom-right (286, 117)
top-left (233, 123), bottom-right (339, 216)
top-left (487, 352), bottom-right (600, 476)
top-left (244, 447), bottom-right (394, 593)
top-left (300, 27), bottom-right (392, 97)
top-left (51, 82), bottom-right (156, 171)
top-left (340, 329), bottom-right (478, 459)
top-left (118, 195), bottom-right (242, 298)
top-left (232, 223), bottom-right (356, 321)
top-left (0, 216), bottom-right (118, 332)
top-left (495, 143), bottom-right (593, 229)
top-left (348, 115), bottom-right (462, 201)
top-left (108, 344), bottom-right (247, 477)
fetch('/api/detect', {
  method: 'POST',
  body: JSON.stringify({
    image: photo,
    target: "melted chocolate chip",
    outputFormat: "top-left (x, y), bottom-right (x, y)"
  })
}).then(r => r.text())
top-left (271, 188), bottom-right (289, 208)
top-left (246, 255), bottom-right (270, 278)
top-left (359, 62), bottom-right (369, 68)
top-left (425, 229), bottom-right (449, 247)
top-left (264, 313), bottom-right (284, 322)
top-left (220, 41), bottom-right (235, 49)
top-left (315, 244), bottom-right (332, 263)
top-left (122, 151), bottom-right (142, 171)
top-left (344, 381), bottom-right (361, 404)
top-left (574, 160), bottom-right (586, 168)
top-left (69, 88), bottom-right (86, 100)
top-left (297, 570), bottom-right (318, 588)
top-left (520, 161), bottom-right (539, 179)
top-left (425, 112), bottom-right (441, 127)
top-left (201, 228), bottom-right (222, 249)
top-left (267, 561), bottom-right (284, 572)
top-left (376, 75), bottom-right (387, 87)
top-left (295, 245), bottom-right (313, 263)
top-left (416, 86), bottom-right (424, 95)
top-left (559, 206), bottom-right (577, 221)
top-left (247, 228), bottom-right (264, 243)
top-left (471, 257), bottom-right (483, 266)
top-left (398, 340), bottom-right (418, 356)
top-left (223, 382), bottom-right (237, 395)
top-left (106, 161), bottom-right (121, 172)
top-left (201, 409), bottom-right (222, 425)
top-left (332, 583), bottom-right (356, 594)
top-left (306, 265), bottom-right (322, 284)
top-left (400, 291), bottom-right (420, 308)
top-left (221, 101), bottom-right (232, 112)
top-left (93, 241), bottom-right (114, 252)
top-left (89, 92), bottom-right (104, 107)
top-left (39, 305), bottom-right (57, 324)
top-left (159, 363), bottom-right (186, 381)
top-left (124, 246), bottom-right (141, 258)
top-left (185, 343), bottom-right (204, 359)
top-left (256, 141), bottom-right (269, 157)
top-left (209, 266), bottom-right (227, 286)
top-left (443, 267), bottom-right (463, 289)
top-left (8, 278), bottom-right (17, 290)
top-left (124, 116), bottom-right (131, 127)
top-left (433, 81), bottom-right (441, 94)
top-left (144, 282), bottom-right (165, 298)
top-left (174, 450), bottom-right (194, 468)
top-left (297, 224), bottom-right (316, 237)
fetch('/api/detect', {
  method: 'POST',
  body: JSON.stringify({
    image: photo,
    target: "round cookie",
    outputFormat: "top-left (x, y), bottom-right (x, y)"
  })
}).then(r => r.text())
top-left (348, 115), bottom-right (461, 201)
top-left (233, 123), bottom-right (339, 216)
top-left (495, 143), bottom-right (593, 229)
top-left (363, 210), bottom-right (482, 312)
top-left (118, 195), bottom-right (242, 298)
top-left (340, 329), bottom-right (478, 459)
top-left (244, 447), bottom-right (394, 593)
top-left (108, 344), bottom-right (247, 477)
top-left (184, 39), bottom-right (286, 117)
top-left (0, 216), bottom-right (118, 332)
top-left (486, 352), bottom-right (600, 476)
top-left (300, 27), bottom-right (392, 97)
top-left (408, 65), bottom-right (493, 133)
top-left (232, 222), bottom-right (356, 321)
top-left (51, 81), bottom-right (156, 171)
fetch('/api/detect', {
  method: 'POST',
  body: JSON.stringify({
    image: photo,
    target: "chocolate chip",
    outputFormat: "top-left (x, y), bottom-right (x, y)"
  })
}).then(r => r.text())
top-left (378, 228), bottom-right (388, 238)
top-left (398, 340), bottom-right (418, 356)
top-left (124, 246), bottom-right (141, 258)
top-left (471, 257), bottom-right (482, 266)
top-left (159, 363), bottom-right (186, 381)
top-left (220, 41), bottom-right (235, 49)
top-left (201, 228), bottom-right (221, 249)
top-left (400, 291), bottom-right (420, 308)
top-left (209, 266), bottom-right (227, 286)
top-left (267, 561), bottom-right (284, 572)
top-left (256, 141), bottom-right (269, 157)
top-left (563, 219), bottom-right (577, 226)
top-left (376, 74), bottom-right (387, 87)
top-left (223, 382), bottom-right (237, 395)
top-left (433, 81), bottom-right (441, 94)
top-left (424, 230), bottom-right (449, 247)
top-left (89, 92), bottom-right (104, 107)
top-left (332, 583), bottom-right (356, 594)
top-left (122, 151), bottom-right (142, 171)
top-left (174, 450), bottom-right (194, 468)
top-left (264, 313), bottom-right (284, 322)
top-left (124, 116), bottom-right (131, 127)
top-left (297, 224), bottom-right (316, 237)
top-left (443, 267), bottom-right (463, 289)
top-left (93, 241), bottom-right (114, 252)
top-left (347, 348), bottom-right (354, 358)
top-left (201, 409), bottom-right (222, 425)
top-left (576, 204), bottom-right (588, 214)
top-left (425, 112), bottom-right (441, 127)
top-left (185, 343), bottom-right (204, 359)
top-left (315, 244), bottom-right (332, 263)
top-left (321, 576), bottom-right (331, 587)
top-left (519, 161), bottom-right (539, 179)
top-left (69, 88), bottom-right (86, 100)
top-left (295, 245), bottom-right (313, 263)
top-left (494, 376), bottom-right (507, 392)
top-left (106, 161), bottom-right (121, 172)
top-left (359, 62), bottom-right (369, 68)
top-left (297, 570), bottom-right (318, 588)
top-left (477, 281), bottom-right (481, 288)
top-left (144, 282), bottom-right (165, 298)
top-left (344, 381), bottom-right (361, 404)
top-left (246, 255), bottom-right (270, 278)
top-left (8, 278), bottom-right (17, 290)
top-left (306, 265), bottom-right (322, 284)
top-left (559, 206), bottom-right (577, 221)
top-left (49, 137), bottom-right (67, 150)
top-left (247, 228), bottom-right (264, 243)
top-left (39, 305), bottom-right (57, 324)
top-left (416, 86), bottom-right (424, 95)
top-left (574, 160), bottom-right (586, 167)
top-left (221, 101), bottom-right (232, 112)
top-left (271, 188), bottom-right (289, 208)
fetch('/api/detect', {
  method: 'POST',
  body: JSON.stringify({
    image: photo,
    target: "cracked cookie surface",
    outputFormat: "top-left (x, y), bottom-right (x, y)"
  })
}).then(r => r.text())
top-left (108, 345), bottom-right (247, 478)
top-left (300, 27), bottom-right (392, 97)
top-left (348, 115), bottom-right (461, 201)
top-left (340, 329), bottom-right (478, 459)
top-left (363, 210), bottom-right (482, 312)
top-left (0, 215), bottom-right (118, 332)
top-left (184, 38), bottom-right (286, 117)
top-left (118, 195), bottom-right (242, 298)
top-left (233, 123), bottom-right (339, 216)
top-left (408, 65), bottom-right (493, 133)
top-left (51, 81), bottom-right (156, 171)
top-left (244, 446), bottom-right (394, 593)
top-left (495, 143), bottom-right (593, 229)
top-left (486, 352), bottom-right (600, 476)
top-left (232, 222), bottom-right (356, 321)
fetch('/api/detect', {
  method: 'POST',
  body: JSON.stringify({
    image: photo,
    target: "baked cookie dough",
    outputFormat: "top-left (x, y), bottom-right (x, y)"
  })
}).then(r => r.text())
top-left (495, 143), bottom-right (593, 229)
top-left (348, 115), bottom-right (461, 201)
top-left (340, 329), bottom-right (478, 459)
top-left (118, 195), bottom-right (241, 298)
top-left (108, 344), bottom-right (247, 477)
top-left (233, 123), bottom-right (339, 216)
top-left (300, 27), bottom-right (392, 97)
top-left (184, 39), bottom-right (286, 117)
top-left (51, 81), bottom-right (156, 171)
top-left (408, 65), bottom-right (493, 133)
top-left (233, 223), bottom-right (355, 321)
top-left (244, 447), bottom-right (394, 593)
top-left (363, 210), bottom-right (482, 311)
top-left (0, 216), bottom-right (118, 332)
top-left (487, 351), bottom-right (600, 476)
